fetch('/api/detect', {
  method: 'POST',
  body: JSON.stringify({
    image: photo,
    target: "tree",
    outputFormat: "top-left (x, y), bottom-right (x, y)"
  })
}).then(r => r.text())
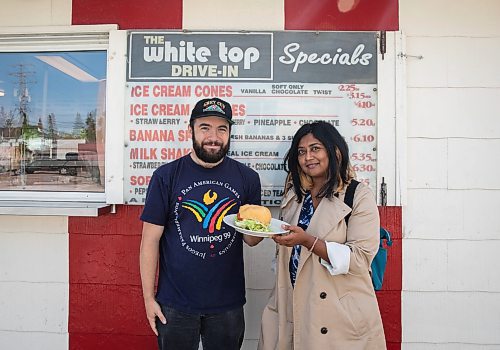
top-left (21, 111), bottom-right (37, 140)
top-left (0, 107), bottom-right (15, 138)
top-left (84, 110), bottom-right (96, 143)
top-left (47, 113), bottom-right (58, 158)
top-left (72, 112), bottom-right (85, 138)
top-left (3, 110), bottom-right (14, 138)
top-left (47, 113), bottom-right (58, 140)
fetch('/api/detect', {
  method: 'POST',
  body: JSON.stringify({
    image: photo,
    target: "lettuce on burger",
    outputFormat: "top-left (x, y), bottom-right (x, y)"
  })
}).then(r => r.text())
top-left (234, 204), bottom-right (272, 232)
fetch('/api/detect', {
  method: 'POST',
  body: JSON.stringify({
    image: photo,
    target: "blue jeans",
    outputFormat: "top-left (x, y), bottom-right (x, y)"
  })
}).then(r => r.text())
top-left (156, 304), bottom-right (245, 350)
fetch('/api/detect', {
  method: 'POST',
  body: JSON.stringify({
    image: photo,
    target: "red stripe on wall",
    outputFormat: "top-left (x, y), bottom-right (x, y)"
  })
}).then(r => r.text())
top-left (71, 0), bottom-right (182, 29)
top-left (69, 205), bottom-right (155, 350)
top-left (69, 205), bottom-right (402, 349)
top-left (70, 334), bottom-right (157, 350)
top-left (378, 206), bottom-right (402, 349)
top-left (285, 0), bottom-right (399, 31)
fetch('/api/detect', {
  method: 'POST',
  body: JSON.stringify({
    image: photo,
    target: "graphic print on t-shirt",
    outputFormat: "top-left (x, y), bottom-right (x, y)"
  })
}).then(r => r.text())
top-left (174, 180), bottom-right (240, 259)
top-left (182, 189), bottom-right (234, 233)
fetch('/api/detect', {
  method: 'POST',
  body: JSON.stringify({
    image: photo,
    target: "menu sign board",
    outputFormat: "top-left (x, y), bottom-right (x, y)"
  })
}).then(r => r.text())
top-left (125, 31), bottom-right (377, 205)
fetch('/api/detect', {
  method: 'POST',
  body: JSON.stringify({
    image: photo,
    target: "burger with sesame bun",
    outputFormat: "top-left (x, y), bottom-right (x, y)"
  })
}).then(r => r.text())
top-left (235, 204), bottom-right (272, 232)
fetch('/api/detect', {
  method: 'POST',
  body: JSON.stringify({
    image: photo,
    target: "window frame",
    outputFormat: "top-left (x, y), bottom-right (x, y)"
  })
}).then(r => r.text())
top-left (376, 31), bottom-right (406, 206)
top-left (0, 25), bottom-right (125, 211)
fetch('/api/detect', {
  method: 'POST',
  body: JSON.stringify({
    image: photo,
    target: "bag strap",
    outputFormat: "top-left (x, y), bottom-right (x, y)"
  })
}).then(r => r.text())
top-left (343, 180), bottom-right (360, 226)
top-left (380, 227), bottom-right (393, 246)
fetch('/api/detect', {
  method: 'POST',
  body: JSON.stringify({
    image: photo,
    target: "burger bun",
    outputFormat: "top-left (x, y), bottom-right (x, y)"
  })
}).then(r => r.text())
top-left (237, 204), bottom-right (272, 226)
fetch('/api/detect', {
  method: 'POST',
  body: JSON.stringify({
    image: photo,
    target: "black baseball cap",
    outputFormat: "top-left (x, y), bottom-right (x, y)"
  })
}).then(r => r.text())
top-left (190, 97), bottom-right (234, 125)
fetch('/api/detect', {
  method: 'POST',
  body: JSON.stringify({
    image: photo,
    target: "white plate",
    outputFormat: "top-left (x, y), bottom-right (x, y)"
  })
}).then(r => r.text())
top-left (223, 214), bottom-right (290, 238)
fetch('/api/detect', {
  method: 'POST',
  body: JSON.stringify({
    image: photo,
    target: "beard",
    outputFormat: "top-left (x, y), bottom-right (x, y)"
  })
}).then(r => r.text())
top-left (192, 134), bottom-right (230, 164)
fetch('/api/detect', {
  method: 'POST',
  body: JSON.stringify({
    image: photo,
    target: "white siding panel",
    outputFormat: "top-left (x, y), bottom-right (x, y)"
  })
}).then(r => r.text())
top-left (402, 1), bottom-right (500, 349)
top-left (403, 239), bottom-right (448, 291)
top-left (244, 289), bottom-right (271, 340)
top-left (183, 0), bottom-right (284, 30)
top-left (448, 139), bottom-right (500, 189)
top-left (0, 282), bottom-right (68, 333)
top-left (403, 291), bottom-right (500, 344)
top-left (408, 88), bottom-right (500, 138)
top-left (0, 0), bottom-right (70, 26)
top-left (244, 238), bottom-right (276, 290)
top-left (0, 217), bottom-right (68, 348)
top-left (406, 37), bottom-right (448, 88)
top-left (405, 189), bottom-right (463, 239)
top-left (406, 190), bottom-right (500, 241)
top-left (0, 0), bottom-right (53, 26)
top-left (0, 331), bottom-right (68, 350)
top-left (0, 233), bottom-right (68, 282)
top-left (242, 339), bottom-right (259, 350)
top-left (407, 138), bottom-right (447, 189)
top-left (407, 88), bottom-right (447, 138)
top-left (462, 190), bottom-right (500, 237)
top-left (400, 0), bottom-right (500, 36)
top-left (0, 216), bottom-right (67, 234)
top-left (447, 37), bottom-right (500, 88)
top-left (448, 240), bottom-right (500, 292)
top-left (51, 0), bottom-right (72, 25)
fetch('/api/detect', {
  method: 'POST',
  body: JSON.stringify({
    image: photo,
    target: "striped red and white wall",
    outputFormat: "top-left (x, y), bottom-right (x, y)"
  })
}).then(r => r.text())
top-left (70, 1), bottom-right (401, 349)
top-left (5, 1), bottom-right (500, 350)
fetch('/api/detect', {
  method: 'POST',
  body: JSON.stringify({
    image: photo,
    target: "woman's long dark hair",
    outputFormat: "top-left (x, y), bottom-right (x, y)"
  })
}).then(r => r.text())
top-left (284, 121), bottom-right (352, 202)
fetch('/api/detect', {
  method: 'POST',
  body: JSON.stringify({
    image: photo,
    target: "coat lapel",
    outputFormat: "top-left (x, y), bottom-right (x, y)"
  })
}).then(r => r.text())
top-left (296, 194), bottom-right (352, 277)
top-left (309, 195), bottom-right (351, 240)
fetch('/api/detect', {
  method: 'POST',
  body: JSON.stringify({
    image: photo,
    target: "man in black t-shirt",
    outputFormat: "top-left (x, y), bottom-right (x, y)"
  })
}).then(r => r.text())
top-left (140, 97), bottom-right (264, 350)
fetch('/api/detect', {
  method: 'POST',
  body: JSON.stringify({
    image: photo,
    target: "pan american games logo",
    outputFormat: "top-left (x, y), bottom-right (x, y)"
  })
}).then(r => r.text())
top-left (174, 182), bottom-right (240, 259)
top-left (182, 190), bottom-right (236, 233)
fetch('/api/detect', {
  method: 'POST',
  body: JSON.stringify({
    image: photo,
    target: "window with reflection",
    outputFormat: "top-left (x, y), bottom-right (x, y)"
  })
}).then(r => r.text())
top-left (0, 51), bottom-right (106, 192)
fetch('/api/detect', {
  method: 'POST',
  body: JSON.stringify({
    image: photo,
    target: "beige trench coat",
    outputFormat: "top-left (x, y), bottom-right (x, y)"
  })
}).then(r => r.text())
top-left (258, 183), bottom-right (386, 350)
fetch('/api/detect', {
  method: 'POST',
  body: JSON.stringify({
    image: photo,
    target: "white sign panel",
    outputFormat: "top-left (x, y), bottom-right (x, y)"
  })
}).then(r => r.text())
top-left (125, 32), bottom-right (377, 205)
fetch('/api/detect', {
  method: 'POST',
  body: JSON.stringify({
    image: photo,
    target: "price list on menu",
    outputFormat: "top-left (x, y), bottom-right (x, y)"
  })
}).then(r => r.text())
top-left (124, 31), bottom-right (378, 205)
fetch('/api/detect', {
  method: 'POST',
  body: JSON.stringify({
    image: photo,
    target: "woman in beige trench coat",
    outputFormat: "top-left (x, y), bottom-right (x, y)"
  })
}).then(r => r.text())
top-left (258, 121), bottom-right (386, 350)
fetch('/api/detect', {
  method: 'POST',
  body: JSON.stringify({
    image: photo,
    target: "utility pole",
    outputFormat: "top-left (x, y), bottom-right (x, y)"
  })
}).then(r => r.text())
top-left (9, 64), bottom-right (36, 181)
top-left (10, 64), bottom-right (35, 127)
